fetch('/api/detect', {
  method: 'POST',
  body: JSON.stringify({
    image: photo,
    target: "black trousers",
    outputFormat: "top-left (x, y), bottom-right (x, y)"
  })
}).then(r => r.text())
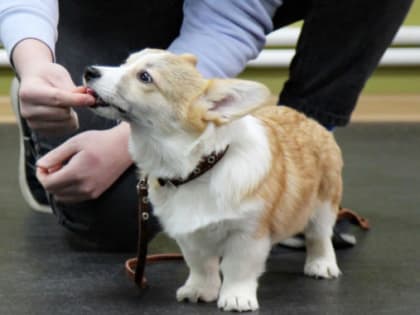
top-left (28, 0), bottom-right (412, 250)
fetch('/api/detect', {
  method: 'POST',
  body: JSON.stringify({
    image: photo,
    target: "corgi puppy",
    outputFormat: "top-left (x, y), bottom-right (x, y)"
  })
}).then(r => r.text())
top-left (84, 49), bottom-right (343, 312)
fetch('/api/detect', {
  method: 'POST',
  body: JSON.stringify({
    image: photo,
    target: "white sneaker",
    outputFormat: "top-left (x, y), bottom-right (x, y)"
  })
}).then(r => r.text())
top-left (10, 78), bottom-right (52, 213)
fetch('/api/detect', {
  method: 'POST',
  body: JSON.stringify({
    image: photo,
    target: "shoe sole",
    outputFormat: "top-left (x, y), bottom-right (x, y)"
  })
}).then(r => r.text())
top-left (10, 78), bottom-right (52, 213)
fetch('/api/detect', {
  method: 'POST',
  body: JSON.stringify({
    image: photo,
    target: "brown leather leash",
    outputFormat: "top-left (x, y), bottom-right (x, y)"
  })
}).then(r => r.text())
top-left (124, 177), bottom-right (183, 288)
top-left (338, 207), bottom-right (370, 230)
top-left (125, 147), bottom-right (230, 289)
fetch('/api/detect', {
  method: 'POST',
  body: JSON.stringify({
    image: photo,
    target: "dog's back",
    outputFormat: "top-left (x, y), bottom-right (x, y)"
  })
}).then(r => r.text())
top-left (250, 105), bottom-right (343, 242)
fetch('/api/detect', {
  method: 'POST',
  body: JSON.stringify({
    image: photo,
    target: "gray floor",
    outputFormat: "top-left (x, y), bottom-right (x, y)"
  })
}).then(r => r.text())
top-left (0, 123), bottom-right (419, 315)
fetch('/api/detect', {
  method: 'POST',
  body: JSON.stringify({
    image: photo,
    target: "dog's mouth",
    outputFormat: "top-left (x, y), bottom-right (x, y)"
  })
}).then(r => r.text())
top-left (86, 88), bottom-right (127, 115)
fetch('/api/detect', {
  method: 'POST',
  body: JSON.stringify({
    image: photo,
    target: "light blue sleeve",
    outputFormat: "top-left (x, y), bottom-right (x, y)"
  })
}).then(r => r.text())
top-left (0, 0), bottom-right (58, 58)
top-left (168, 0), bottom-right (282, 78)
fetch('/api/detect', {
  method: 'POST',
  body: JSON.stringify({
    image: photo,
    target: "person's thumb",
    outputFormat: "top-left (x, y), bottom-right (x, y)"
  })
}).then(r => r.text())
top-left (36, 140), bottom-right (79, 172)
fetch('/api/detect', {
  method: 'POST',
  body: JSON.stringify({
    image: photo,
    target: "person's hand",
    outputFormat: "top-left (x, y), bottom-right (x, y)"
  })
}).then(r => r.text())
top-left (12, 39), bottom-right (96, 136)
top-left (36, 124), bottom-right (133, 203)
top-left (18, 62), bottom-right (96, 136)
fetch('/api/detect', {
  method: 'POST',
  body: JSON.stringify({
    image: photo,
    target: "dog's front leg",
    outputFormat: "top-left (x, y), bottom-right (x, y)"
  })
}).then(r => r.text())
top-left (176, 238), bottom-right (221, 303)
top-left (218, 233), bottom-right (271, 312)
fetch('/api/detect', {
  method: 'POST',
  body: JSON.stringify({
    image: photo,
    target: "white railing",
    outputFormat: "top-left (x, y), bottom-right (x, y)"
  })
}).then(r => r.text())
top-left (248, 26), bottom-right (420, 67)
top-left (247, 47), bottom-right (420, 68)
top-left (264, 25), bottom-right (420, 46)
top-left (0, 49), bottom-right (8, 66)
top-left (1, 26), bottom-right (420, 68)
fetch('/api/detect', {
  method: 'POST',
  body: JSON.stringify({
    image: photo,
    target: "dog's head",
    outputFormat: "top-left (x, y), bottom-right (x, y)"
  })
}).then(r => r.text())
top-left (84, 49), bottom-right (270, 133)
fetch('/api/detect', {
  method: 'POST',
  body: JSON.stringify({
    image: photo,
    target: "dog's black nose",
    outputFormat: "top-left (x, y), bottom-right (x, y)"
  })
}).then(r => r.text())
top-left (84, 66), bottom-right (101, 82)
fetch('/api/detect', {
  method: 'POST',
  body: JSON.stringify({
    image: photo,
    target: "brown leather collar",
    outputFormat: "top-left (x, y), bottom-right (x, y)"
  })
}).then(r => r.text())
top-left (126, 146), bottom-right (230, 288)
top-left (157, 146), bottom-right (230, 187)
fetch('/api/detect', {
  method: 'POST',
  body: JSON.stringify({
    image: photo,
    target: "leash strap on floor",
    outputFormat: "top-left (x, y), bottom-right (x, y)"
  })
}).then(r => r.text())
top-left (125, 177), bottom-right (183, 289)
top-left (125, 254), bottom-right (184, 289)
top-left (338, 207), bottom-right (370, 230)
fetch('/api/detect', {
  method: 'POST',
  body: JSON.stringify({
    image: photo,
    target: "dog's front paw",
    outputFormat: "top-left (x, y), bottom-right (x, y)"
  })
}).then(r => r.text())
top-left (304, 259), bottom-right (342, 279)
top-left (217, 291), bottom-right (259, 312)
top-left (176, 283), bottom-right (219, 303)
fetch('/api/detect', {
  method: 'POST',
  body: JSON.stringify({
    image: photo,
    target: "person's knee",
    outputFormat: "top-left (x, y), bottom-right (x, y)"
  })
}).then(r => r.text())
top-left (51, 197), bottom-right (139, 251)
top-left (49, 168), bottom-right (161, 251)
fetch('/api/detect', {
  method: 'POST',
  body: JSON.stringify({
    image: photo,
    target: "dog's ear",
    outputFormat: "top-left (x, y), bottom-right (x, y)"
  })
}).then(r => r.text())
top-left (179, 53), bottom-right (197, 67)
top-left (202, 79), bottom-right (270, 124)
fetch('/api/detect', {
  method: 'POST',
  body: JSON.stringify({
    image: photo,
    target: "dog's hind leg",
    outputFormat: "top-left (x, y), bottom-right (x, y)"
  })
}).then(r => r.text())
top-left (303, 201), bottom-right (341, 279)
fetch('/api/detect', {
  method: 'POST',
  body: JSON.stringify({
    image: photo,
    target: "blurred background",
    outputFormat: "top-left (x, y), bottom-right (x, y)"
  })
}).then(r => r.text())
top-left (0, 4), bottom-right (419, 314)
top-left (0, 1), bottom-right (419, 123)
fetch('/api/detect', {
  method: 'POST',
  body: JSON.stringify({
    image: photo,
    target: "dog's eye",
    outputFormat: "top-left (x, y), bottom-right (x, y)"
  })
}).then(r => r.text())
top-left (137, 71), bottom-right (153, 84)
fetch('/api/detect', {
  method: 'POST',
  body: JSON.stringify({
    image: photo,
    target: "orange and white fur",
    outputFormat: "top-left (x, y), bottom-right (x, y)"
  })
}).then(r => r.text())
top-left (85, 49), bottom-right (343, 312)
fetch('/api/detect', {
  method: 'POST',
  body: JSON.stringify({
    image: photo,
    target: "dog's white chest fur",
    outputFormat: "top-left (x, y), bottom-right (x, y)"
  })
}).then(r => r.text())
top-left (149, 179), bottom-right (264, 238)
top-left (141, 116), bottom-right (271, 238)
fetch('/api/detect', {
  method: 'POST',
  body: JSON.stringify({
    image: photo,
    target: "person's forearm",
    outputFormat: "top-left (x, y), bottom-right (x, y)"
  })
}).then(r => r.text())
top-left (0, 0), bottom-right (58, 58)
top-left (168, 0), bottom-right (282, 78)
top-left (12, 39), bottom-right (54, 77)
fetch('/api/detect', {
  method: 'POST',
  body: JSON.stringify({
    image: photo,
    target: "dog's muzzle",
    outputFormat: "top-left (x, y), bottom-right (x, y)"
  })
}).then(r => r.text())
top-left (84, 66), bottom-right (101, 82)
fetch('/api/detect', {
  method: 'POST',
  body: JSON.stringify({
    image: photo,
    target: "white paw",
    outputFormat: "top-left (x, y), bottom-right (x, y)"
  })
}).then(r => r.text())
top-left (217, 292), bottom-right (259, 312)
top-left (176, 283), bottom-right (219, 303)
top-left (304, 259), bottom-right (342, 279)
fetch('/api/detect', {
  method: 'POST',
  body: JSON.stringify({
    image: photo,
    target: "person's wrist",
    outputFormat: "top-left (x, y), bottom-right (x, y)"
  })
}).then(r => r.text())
top-left (12, 39), bottom-right (54, 78)
top-left (107, 122), bottom-right (133, 167)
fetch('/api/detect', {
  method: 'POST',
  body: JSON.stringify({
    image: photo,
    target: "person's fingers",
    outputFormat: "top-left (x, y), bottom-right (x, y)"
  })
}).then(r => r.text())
top-left (36, 139), bottom-right (79, 170)
top-left (36, 167), bottom-right (49, 184)
top-left (36, 145), bottom-right (92, 194)
top-left (20, 103), bottom-right (74, 121)
top-left (46, 163), bottom-right (63, 173)
top-left (72, 86), bottom-right (88, 94)
top-left (20, 84), bottom-right (95, 107)
top-left (37, 161), bottom-right (82, 192)
top-left (37, 145), bottom-right (105, 203)
top-left (36, 163), bottom-right (66, 186)
top-left (37, 172), bottom-right (89, 203)
top-left (36, 164), bottom-right (79, 194)
top-left (45, 87), bottom-right (95, 107)
top-left (38, 162), bottom-right (98, 203)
